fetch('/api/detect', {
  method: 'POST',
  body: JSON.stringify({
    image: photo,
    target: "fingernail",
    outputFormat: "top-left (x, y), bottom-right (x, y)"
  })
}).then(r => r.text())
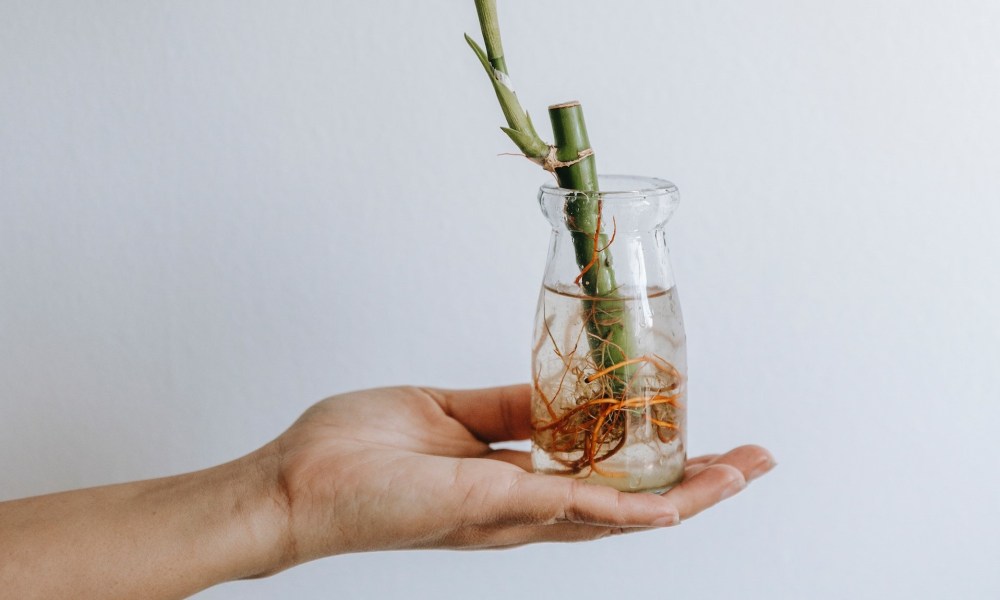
top-left (719, 478), bottom-right (747, 501)
top-left (651, 512), bottom-right (679, 527)
top-left (748, 457), bottom-right (777, 482)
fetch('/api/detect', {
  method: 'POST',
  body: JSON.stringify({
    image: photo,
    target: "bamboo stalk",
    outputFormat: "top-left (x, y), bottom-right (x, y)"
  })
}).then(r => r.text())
top-left (549, 103), bottom-right (635, 389)
top-left (467, 0), bottom-right (635, 392)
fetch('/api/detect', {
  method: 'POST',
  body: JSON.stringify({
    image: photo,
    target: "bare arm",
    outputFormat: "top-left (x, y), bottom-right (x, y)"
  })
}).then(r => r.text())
top-left (0, 452), bottom-right (288, 600)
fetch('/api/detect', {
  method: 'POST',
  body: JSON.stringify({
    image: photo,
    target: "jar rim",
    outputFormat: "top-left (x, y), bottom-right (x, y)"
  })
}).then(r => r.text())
top-left (540, 174), bottom-right (677, 198)
top-left (538, 174), bottom-right (680, 231)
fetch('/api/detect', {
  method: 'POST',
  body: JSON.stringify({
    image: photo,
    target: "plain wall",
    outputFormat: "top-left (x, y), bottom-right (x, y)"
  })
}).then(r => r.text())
top-left (2, 1), bottom-right (998, 598)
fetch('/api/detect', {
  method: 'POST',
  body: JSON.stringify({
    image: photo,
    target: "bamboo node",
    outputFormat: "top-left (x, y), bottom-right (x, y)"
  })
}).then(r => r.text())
top-left (493, 68), bottom-right (515, 92)
top-left (529, 146), bottom-right (595, 173)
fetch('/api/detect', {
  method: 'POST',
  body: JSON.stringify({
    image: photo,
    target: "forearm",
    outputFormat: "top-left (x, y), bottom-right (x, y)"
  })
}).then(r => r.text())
top-left (0, 447), bottom-right (291, 600)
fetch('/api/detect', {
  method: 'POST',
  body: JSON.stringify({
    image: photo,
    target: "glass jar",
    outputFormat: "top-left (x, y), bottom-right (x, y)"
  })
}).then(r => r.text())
top-left (531, 175), bottom-right (687, 493)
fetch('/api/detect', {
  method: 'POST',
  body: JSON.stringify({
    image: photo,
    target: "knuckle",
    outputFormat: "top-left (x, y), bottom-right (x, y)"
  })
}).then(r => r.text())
top-left (412, 385), bottom-right (446, 405)
top-left (561, 479), bottom-right (585, 523)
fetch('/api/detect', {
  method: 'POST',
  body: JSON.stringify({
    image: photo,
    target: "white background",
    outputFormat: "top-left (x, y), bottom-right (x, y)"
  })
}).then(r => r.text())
top-left (2, 1), bottom-right (999, 598)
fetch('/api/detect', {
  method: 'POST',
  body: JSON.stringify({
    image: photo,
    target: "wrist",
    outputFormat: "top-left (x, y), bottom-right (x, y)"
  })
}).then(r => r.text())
top-left (225, 442), bottom-right (297, 579)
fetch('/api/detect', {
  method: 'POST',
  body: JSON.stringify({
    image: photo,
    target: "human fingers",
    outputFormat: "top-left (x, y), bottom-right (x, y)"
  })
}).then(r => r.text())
top-left (687, 445), bottom-right (775, 481)
top-left (683, 454), bottom-right (721, 478)
top-left (440, 521), bottom-right (640, 550)
top-left (479, 472), bottom-right (680, 529)
top-left (485, 448), bottom-right (532, 471)
top-left (428, 384), bottom-right (532, 443)
top-left (664, 445), bottom-right (775, 520)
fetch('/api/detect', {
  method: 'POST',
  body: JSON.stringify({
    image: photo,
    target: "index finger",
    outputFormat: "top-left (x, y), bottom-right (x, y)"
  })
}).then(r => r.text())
top-left (429, 384), bottom-right (533, 443)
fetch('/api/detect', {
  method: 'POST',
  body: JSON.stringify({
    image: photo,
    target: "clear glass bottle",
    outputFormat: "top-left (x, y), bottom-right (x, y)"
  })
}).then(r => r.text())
top-left (531, 175), bottom-right (686, 493)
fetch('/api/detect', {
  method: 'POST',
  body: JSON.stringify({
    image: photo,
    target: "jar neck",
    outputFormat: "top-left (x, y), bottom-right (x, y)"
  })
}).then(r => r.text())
top-left (543, 227), bottom-right (676, 295)
top-left (538, 175), bottom-right (680, 295)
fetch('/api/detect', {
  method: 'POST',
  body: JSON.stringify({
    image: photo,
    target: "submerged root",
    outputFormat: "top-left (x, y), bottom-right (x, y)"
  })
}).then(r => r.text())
top-left (533, 354), bottom-right (683, 476)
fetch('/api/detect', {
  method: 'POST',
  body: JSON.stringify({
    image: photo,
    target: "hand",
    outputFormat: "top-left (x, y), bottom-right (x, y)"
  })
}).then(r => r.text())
top-left (0, 385), bottom-right (774, 599)
top-left (258, 384), bottom-right (776, 567)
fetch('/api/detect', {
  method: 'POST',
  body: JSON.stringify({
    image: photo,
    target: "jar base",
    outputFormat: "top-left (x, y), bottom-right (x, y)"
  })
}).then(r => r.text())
top-left (532, 439), bottom-right (686, 494)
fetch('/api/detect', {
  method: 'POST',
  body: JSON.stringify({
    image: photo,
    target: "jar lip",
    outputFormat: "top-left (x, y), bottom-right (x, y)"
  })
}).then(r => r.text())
top-left (540, 174), bottom-right (678, 198)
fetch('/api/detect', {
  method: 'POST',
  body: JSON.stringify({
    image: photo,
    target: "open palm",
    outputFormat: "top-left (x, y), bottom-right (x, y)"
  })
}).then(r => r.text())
top-left (269, 385), bottom-right (775, 563)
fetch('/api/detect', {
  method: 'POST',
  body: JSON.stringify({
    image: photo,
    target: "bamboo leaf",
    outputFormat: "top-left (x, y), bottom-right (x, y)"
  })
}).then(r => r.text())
top-left (464, 33), bottom-right (493, 76)
top-left (524, 110), bottom-right (541, 140)
top-left (501, 127), bottom-right (540, 153)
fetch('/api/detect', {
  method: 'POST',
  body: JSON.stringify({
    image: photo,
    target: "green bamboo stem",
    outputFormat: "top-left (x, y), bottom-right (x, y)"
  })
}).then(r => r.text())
top-left (549, 103), bottom-right (635, 390)
top-left (467, 0), bottom-right (636, 393)
top-left (474, 0), bottom-right (508, 74)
